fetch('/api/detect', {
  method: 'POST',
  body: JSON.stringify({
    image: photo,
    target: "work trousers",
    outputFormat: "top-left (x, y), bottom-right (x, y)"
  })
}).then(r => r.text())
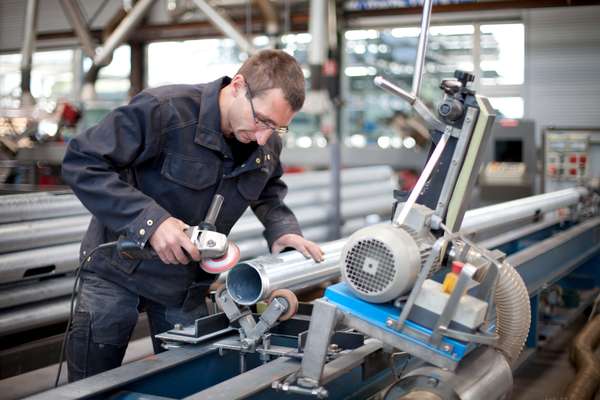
top-left (66, 271), bottom-right (208, 382)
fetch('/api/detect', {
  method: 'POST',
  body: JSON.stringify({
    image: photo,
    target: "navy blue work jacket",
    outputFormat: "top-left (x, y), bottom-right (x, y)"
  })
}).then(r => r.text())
top-left (62, 77), bottom-right (302, 306)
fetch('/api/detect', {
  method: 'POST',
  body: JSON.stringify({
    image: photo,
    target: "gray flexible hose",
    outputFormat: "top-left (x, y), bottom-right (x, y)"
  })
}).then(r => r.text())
top-left (494, 261), bottom-right (531, 364)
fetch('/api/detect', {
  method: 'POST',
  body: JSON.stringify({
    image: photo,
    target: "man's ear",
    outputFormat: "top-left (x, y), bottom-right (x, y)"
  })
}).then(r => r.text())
top-left (230, 74), bottom-right (245, 97)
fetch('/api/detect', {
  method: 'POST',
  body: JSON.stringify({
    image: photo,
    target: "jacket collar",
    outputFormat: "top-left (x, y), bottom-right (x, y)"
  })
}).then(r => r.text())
top-left (194, 76), bottom-right (232, 157)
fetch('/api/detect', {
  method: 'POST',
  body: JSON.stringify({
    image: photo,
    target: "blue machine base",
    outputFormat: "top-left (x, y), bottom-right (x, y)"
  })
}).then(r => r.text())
top-left (324, 282), bottom-right (469, 364)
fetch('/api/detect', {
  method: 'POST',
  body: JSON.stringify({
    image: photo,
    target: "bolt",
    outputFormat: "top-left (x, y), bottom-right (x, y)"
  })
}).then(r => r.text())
top-left (465, 117), bottom-right (471, 123)
top-left (441, 344), bottom-right (452, 353)
top-left (427, 377), bottom-right (438, 387)
top-left (207, 239), bottom-right (216, 247)
top-left (386, 318), bottom-right (395, 327)
top-left (174, 323), bottom-right (183, 331)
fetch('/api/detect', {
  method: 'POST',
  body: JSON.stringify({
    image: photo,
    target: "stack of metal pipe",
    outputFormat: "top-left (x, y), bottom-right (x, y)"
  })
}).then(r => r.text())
top-left (0, 166), bottom-right (396, 336)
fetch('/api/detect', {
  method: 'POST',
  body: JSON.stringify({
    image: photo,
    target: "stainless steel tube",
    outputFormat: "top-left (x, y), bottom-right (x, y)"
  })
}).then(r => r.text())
top-left (0, 194), bottom-right (86, 224)
top-left (0, 243), bottom-right (79, 284)
top-left (236, 216), bottom-right (381, 260)
top-left (373, 76), bottom-right (416, 105)
top-left (0, 192), bottom-right (391, 253)
top-left (283, 166), bottom-right (392, 191)
top-left (0, 215), bottom-right (91, 253)
top-left (0, 297), bottom-right (70, 336)
top-left (229, 194), bottom-right (391, 241)
top-left (0, 276), bottom-right (74, 309)
top-left (461, 187), bottom-right (587, 233)
top-left (226, 240), bottom-right (346, 305)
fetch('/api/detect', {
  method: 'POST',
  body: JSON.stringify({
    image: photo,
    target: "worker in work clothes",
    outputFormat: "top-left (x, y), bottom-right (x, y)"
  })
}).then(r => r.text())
top-left (62, 49), bottom-right (324, 382)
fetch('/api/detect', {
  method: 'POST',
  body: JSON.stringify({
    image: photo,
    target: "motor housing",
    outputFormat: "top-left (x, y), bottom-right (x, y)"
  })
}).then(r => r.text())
top-left (341, 224), bottom-right (426, 303)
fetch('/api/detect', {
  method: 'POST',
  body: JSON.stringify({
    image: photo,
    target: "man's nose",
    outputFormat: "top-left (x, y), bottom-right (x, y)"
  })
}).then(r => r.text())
top-left (255, 129), bottom-right (272, 146)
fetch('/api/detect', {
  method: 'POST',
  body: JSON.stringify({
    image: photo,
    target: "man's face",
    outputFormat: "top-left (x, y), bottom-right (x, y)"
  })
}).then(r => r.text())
top-left (231, 84), bottom-right (295, 146)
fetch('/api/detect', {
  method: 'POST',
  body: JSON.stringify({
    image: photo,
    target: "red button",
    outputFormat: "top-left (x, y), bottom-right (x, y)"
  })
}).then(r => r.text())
top-left (570, 168), bottom-right (577, 175)
top-left (569, 155), bottom-right (577, 163)
top-left (580, 155), bottom-right (587, 164)
top-left (548, 166), bottom-right (556, 175)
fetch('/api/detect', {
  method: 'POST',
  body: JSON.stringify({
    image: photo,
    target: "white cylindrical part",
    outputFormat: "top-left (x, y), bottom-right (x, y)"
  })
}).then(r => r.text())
top-left (226, 240), bottom-right (346, 305)
top-left (411, 0), bottom-right (434, 97)
top-left (308, 0), bottom-right (328, 65)
top-left (461, 187), bottom-right (587, 233)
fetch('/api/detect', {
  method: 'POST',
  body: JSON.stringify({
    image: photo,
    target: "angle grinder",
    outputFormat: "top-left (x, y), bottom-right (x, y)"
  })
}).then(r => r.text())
top-left (117, 194), bottom-right (240, 273)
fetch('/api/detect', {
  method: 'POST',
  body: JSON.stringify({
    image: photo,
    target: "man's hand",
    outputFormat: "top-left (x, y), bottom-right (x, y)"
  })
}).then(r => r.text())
top-left (271, 234), bottom-right (324, 262)
top-left (149, 217), bottom-right (202, 265)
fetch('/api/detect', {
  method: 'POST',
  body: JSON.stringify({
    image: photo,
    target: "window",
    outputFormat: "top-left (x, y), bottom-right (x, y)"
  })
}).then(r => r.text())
top-left (146, 35), bottom-right (315, 146)
top-left (0, 50), bottom-right (74, 106)
top-left (341, 22), bottom-right (525, 148)
top-left (480, 24), bottom-right (524, 86)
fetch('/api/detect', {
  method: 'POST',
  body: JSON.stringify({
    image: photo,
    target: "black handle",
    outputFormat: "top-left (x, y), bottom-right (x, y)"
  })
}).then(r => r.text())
top-left (116, 237), bottom-right (158, 260)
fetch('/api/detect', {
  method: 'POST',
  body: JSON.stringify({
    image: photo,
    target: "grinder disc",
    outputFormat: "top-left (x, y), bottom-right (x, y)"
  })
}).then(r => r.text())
top-left (201, 242), bottom-right (240, 274)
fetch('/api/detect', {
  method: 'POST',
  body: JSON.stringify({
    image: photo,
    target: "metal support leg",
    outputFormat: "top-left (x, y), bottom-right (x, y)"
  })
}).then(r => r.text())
top-left (297, 299), bottom-right (339, 388)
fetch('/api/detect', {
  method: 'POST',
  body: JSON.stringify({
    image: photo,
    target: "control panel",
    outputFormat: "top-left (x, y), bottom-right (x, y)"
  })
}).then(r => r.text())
top-left (544, 128), bottom-right (600, 192)
top-left (545, 133), bottom-right (589, 181)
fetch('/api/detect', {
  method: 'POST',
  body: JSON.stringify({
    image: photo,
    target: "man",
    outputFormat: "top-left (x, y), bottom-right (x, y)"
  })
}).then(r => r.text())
top-left (62, 49), bottom-right (323, 382)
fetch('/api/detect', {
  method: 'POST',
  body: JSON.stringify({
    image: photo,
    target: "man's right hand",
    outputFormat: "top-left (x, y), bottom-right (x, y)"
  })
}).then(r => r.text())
top-left (149, 217), bottom-right (202, 265)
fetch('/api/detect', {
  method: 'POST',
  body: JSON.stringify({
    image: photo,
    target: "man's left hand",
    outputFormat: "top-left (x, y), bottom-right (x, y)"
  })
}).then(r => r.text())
top-left (271, 234), bottom-right (324, 262)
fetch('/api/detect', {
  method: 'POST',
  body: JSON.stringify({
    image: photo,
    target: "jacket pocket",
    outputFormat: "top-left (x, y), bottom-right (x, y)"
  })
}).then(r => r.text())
top-left (108, 247), bottom-right (141, 274)
top-left (161, 152), bottom-right (219, 191)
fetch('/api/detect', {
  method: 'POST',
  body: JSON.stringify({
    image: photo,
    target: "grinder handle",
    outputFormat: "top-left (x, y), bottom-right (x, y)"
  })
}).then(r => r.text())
top-left (199, 194), bottom-right (224, 231)
top-left (116, 237), bottom-right (158, 260)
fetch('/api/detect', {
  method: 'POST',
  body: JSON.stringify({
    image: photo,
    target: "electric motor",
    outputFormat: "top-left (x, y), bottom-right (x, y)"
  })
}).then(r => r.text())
top-left (341, 224), bottom-right (431, 303)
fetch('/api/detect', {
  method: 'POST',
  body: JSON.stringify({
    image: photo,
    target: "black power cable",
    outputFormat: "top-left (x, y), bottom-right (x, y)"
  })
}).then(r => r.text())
top-left (54, 240), bottom-right (118, 387)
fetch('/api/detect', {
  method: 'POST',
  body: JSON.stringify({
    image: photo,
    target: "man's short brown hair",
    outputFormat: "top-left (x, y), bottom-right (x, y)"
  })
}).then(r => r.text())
top-left (237, 50), bottom-right (305, 112)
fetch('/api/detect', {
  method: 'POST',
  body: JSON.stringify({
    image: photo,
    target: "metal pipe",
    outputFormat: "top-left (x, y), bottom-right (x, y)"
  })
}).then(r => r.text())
top-left (20, 0), bottom-right (38, 105)
top-left (229, 194), bottom-right (392, 241)
top-left (373, 76), bottom-right (444, 132)
top-left (411, 0), bottom-right (434, 97)
top-left (191, 0), bottom-right (256, 55)
top-left (226, 240), bottom-right (346, 305)
top-left (0, 189), bottom-right (392, 253)
top-left (0, 199), bottom-right (390, 284)
top-left (59, 0), bottom-right (97, 59)
top-left (93, 0), bottom-right (156, 67)
top-left (0, 297), bottom-right (70, 336)
top-left (396, 347), bottom-right (512, 400)
top-left (0, 276), bottom-right (74, 310)
top-left (236, 216), bottom-right (380, 260)
top-left (284, 166), bottom-right (392, 191)
top-left (0, 215), bottom-right (91, 253)
top-left (373, 76), bottom-right (415, 105)
top-left (226, 187), bottom-right (591, 306)
top-left (461, 187), bottom-right (588, 233)
top-left (241, 181), bottom-right (393, 218)
top-left (0, 196), bottom-right (86, 224)
top-left (0, 243), bottom-right (79, 285)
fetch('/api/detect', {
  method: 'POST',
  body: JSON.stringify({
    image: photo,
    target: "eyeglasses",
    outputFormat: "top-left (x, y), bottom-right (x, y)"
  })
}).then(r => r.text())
top-left (245, 83), bottom-right (289, 136)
